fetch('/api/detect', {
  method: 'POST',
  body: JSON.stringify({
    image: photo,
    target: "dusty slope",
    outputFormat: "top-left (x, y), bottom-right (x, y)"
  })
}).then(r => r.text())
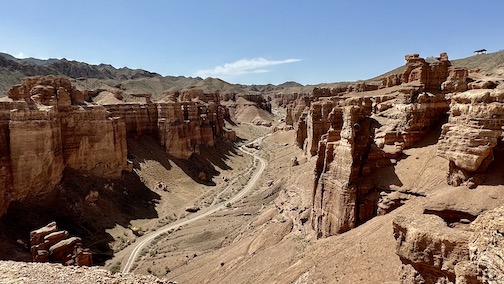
top-left (127, 123), bottom-right (503, 283)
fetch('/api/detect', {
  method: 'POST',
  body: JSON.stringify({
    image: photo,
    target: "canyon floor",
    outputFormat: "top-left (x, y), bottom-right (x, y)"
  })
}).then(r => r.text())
top-left (1, 104), bottom-right (502, 283)
top-left (112, 127), bottom-right (501, 283)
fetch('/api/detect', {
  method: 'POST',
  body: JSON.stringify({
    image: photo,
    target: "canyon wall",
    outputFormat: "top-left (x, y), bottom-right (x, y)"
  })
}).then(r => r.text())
top-left (0, 76), bottom-right (129, 215)
top-left (437, 88), bottom-right (504, 186)
top-left (0, 76), bottom-right (229, 216)
top-left (297, 53), bottom-right (499, 238)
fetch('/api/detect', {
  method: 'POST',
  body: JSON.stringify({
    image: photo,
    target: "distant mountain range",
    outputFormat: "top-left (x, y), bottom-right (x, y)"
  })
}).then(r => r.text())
top-left (1, 50), bottom-right (503, 99)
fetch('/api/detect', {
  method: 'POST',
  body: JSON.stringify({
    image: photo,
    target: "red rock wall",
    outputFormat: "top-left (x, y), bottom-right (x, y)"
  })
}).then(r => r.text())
top-left (437, 88), bottom-right (504, 186)
top-left (60, 107), bottom-right (128, 178)
top-left (103, 104), bottom-right (158, 138)
top-left (0, 76), bottom-right (229, 216)
top-left (156, 100), bottom-right (224, 159)
top-left (0, 76), bottom-right (128, 215)
top-left (8, 108), bottom-right (65, 207)
top-left (311, 100), bottom-right (374, 237)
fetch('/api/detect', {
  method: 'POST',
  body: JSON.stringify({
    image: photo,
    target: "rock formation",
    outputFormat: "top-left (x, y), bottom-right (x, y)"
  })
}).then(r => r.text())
top-left (437, 88), bottom-right (503, 186)
top-left (285, 95), bottom-right (310, 126)
top-left (403, 53), bottom-right (451, 91)
top-left (30, 222), bottom-right (92, 266)
top-left (308, 88), bottom-right (452, 236)
top-left (0, 76), bottom-right (230, 216)
top-left (0, 76), bottom-right (129, 216)
top-left (298, 53), bottom-right (483, 238)
top-left (310, 97), bottom-right (408, 237)
top-left (393, 205), bottom-right (504, 283)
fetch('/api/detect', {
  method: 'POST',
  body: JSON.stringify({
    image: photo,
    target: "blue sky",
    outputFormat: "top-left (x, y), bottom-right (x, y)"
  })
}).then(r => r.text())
top-left (1, 0), bottom-right (503, 85)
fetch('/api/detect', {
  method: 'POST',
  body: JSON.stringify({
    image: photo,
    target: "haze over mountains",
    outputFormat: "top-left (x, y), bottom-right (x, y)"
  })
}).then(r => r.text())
top-left (2, 50), bottom-right (503, 99)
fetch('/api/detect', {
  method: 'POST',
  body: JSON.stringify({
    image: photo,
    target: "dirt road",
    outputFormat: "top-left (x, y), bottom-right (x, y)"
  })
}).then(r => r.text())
top-left (115, 139), bottom-right (267, 273)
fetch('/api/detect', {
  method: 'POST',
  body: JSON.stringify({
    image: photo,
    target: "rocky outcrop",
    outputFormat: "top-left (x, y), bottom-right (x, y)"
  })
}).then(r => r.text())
top-left (456, 206), bottom-right (504, 283)
top-left (403, 53), bottom-right (451, 91)
top-left (7, 108), bottom-right (65, 206)
top-left (304, 88), bottom-right (449, 237)
top-left (30, 222), bottom-right (92, 266)
top-left (346, 82), bottom-right (379, 93)
top-left (441, 67), bottom-right (469, 93)
top-left (304, 54), bottom-right (476, 238)
top-left (381, 74), bottom-right (402, 88)
top-left (310, 97), bottom-right (405, 237)
top-left (102, 104), bottom-right (158, 138)
top-left (0, 76), bottom-right (229, 216)
top-left (157, 100), bottom-right (224, 159)
top-left (311, 100), bottom-right (373, 236)
top-left (374, 87), bottom-right (450, 148)
top-left (393, 214), bottom-right (470, 283)
top-left (237, 94), bottom-right (272, 112)
top-left (437, 88), bottom-right (504, 186)
top-left (0, 76), bottom-right (129, 215)
top-left (59, 107), bottom-right (128, 177)
top-left (305, 101), bottom-right (336, 156)
top-left (382, 53), bottom-right (469, 93)
top-left (178, 89), bottom-right (220, 105)
top-left (394, 205), bottom-right (504, 284)
top-left (285, 96), bottom-right (310, 126)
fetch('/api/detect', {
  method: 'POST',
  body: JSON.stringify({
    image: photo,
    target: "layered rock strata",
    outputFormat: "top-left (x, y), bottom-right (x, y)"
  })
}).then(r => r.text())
top-left (381, 52), bottom-right (469, 93)
top-left (311, 97), bottom-right (404, 237)
top-left (302, 54), bottom-right (475, 237)
top-left (373, 87), bottom-right (450, 148)
top-left (393, 205), bottom-right (504, 283)
top-left (403, 53), bottom-right (451, 91)
top-left (306, 87), bottom-right (451, 236)
top-left (30, 222), bottom-right (92, 266)
top-left (0, 76), bottom-right (229, 216)
top-left (0, 76), bottom-right (129, 215)
top-left (437, 88), bottom-right (504, 186)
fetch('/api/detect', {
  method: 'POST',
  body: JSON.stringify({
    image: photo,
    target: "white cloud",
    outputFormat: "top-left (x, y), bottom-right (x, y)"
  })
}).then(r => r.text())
top-left (15, 52), bottom-right (25, 59)
top-left (196, 57), bottom-right (302, 78)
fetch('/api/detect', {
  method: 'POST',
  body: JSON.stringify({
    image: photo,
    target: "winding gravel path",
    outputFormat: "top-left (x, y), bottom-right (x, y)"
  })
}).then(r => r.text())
top-left (117, 139), bottom-right (267, 273)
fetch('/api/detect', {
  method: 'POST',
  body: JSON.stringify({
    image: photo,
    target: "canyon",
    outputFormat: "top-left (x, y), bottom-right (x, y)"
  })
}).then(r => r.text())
top-left (0, 51), bottom-right (502, 284)
top-left (0, 75), bottom-right (230, 216)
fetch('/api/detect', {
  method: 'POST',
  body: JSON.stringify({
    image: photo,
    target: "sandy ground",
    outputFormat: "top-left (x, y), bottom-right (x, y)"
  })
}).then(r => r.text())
top-left (112, 114), bottom-right (503, 283)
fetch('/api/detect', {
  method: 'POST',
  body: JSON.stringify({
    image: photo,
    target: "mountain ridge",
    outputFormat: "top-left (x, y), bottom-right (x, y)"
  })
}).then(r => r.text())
top-left (1, 50), bottom-right (503, 97)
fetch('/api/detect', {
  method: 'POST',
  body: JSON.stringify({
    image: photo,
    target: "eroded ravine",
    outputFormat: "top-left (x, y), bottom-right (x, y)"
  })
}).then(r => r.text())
top-left (114, 135), bottom-right (268, 273)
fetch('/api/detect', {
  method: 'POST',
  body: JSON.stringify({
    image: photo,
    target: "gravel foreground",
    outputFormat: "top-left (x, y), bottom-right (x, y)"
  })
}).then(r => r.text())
top-left (0, 261), bottom-right (171, 284)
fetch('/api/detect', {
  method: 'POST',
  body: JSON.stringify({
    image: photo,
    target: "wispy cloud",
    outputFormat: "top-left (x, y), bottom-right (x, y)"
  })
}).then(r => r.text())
top-left (196, 57), bottom-right (302, 78)
top-left (15, 52), bottom-right (26, 59)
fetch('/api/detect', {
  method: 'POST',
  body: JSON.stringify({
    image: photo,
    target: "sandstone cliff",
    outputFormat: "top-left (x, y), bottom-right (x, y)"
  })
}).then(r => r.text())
top-left (0, 76), bottom-right (129, 216)
top-left (295, 53), bottom-right (496, 238)
top-left (0, 76), bottom-right (229, 216)
top-left (437, 87), bottom-right (504, 186)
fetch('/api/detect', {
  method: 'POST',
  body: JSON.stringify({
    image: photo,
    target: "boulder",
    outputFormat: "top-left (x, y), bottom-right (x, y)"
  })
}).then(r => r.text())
top-left (30, 222), bottom-right (58, 247)
top-left (393, 214), bottom-right (469, 283)
top-left (185, 206), bottom-right (200, 213)
top-left (30, 222), bottom-right (92, 266)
